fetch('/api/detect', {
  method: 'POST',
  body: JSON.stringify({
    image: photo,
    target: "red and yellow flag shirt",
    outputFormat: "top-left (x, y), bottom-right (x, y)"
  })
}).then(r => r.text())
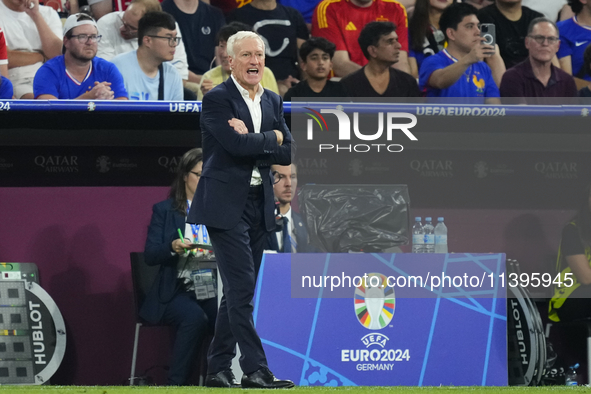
top-left (312, 0), bottom-right (409, 68)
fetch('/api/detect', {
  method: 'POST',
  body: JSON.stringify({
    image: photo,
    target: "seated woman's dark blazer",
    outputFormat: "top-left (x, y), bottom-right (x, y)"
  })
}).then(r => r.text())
top-left (140, 198), bottom-right (186, 324)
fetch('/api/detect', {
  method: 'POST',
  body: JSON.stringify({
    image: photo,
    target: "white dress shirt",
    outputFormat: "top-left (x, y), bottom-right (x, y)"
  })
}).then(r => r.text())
top-left (230, 74), bottom-right (264, 185)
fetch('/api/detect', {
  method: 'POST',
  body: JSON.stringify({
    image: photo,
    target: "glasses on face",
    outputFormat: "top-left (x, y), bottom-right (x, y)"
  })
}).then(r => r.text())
top-left (528, 35), bottom-right (559, 45)
top-left (70, 34), bottom-right (102, 43)
top-left (273, 172), bottom-right (296, 185)
top-left (118, 14), bottom-right (138, 32)
top-left (190, 171), bottom-right (201, 177)
top-left (147, 35), bottom-right (182, 47)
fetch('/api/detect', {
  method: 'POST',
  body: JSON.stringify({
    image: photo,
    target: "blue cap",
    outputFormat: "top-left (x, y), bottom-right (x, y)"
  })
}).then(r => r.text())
top-left (438, 217), bottom-right (444, 221)
top-left (426, 217), bottom-right (432, 221)
top-left (415, 217), bottom-right (421, 221)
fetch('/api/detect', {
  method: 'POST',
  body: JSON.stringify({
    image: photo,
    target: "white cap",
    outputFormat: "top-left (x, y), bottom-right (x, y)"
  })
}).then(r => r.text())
top-left (63, 13), bottom-right (98, 36)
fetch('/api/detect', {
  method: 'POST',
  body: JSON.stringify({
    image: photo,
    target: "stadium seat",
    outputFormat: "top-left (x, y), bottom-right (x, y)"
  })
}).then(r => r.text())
top-left (129, 252), bottom-right (214, 386)
top-left (129, 252), bottom-right (162, 385)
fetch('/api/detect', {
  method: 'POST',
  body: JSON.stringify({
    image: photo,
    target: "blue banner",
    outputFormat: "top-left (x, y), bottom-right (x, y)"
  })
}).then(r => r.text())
top-left (1, 99), bottom-right (591, 116)
top-left (254, 253), bottom-right (507, 386)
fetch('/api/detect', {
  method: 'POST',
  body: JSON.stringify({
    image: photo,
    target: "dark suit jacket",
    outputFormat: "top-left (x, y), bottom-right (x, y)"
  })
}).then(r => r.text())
top-left (264, 211), bottom-right (315, 253)
top-left (140, 198), bottom-right (185, 325)
top-left (187, 78), bottom-right (293, 231)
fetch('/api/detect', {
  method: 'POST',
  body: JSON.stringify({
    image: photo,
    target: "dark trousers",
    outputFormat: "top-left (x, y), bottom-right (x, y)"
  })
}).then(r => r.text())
top-left (557, 284), bottom-right (591, 322)
top-left (161, 291), bottom-right (218, 385)
top-left (206, 190), bottom-right (269, 375)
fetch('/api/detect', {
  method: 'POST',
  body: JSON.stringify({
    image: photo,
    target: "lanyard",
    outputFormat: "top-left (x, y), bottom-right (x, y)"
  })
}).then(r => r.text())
top-left (186, 201), bottom-right (209, 252)
top-left (187, 200), bottom-right (211, 254)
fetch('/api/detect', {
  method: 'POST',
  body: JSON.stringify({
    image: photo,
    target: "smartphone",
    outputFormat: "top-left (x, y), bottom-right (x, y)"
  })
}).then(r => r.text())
top-left (480, 23), bottom-right (496, 52)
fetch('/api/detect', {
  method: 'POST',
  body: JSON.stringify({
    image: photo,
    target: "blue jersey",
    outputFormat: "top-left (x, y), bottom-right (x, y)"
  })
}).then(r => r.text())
top-left (33, 55), bottom-right (127, 99)
top-left (557, 16), bottom-right (591, 81)
top-left (278, 0), bottom-right (317, 24)
top-left (111, 50), bottom-right (183, 101)
top-left (419, 49), bottom-right (500, 98)
top-left (0, 76), bottom-right (13, 99)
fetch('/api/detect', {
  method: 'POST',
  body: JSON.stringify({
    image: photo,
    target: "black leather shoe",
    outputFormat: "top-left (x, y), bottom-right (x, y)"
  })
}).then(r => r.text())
top-left (205, 370), bottom-right (241, 388)
top-left (241, 366), bottom-right (295, 389)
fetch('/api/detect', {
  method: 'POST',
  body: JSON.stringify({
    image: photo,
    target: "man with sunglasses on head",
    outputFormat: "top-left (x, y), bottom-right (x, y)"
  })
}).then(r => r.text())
top-left (500, 17), bottom-right (577, 98)
top-left (33, 13), bottom-right (127, 99)
top-left (96, 0), bottom-right (190, 87)
top-left (111, 12), bottom-right (183, 100)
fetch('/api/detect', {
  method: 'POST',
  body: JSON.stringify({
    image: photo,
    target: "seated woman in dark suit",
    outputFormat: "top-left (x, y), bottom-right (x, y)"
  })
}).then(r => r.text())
top-left (141, 148), bottom-right (217, 385)
top-left (550, 182), bottom-right (591, 322)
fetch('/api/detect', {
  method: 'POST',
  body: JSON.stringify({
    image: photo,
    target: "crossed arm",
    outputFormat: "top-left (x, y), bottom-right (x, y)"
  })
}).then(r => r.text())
top-left (201, 92), bottom-right (293, 165)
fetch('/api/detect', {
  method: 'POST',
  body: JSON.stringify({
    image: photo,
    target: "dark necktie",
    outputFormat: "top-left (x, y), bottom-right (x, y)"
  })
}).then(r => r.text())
top-left (282, 217), bottom-right (291, 253)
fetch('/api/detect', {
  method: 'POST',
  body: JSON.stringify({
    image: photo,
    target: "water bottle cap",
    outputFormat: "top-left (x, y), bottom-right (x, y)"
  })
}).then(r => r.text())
top-left (426, 217), bottom-right (432, 221)
top-left (438, 217), bottom-right (444, 221)
top-left (415, 217), bottom-right (421, 221)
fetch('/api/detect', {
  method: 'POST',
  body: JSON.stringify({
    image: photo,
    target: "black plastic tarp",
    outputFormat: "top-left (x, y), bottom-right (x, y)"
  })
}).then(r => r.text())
top-left (298, 184), bottom-right (410, 253)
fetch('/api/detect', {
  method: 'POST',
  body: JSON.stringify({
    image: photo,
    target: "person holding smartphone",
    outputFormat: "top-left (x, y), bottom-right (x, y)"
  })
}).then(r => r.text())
top-left (419, 2), bottom-right (505, 101)
top-left (142, 147), bottom-right (218, 385)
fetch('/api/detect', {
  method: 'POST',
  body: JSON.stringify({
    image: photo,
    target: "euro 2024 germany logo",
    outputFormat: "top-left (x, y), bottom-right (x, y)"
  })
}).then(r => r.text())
top-left (354, 272), bottom-right (395, 330)
top-left (342, 273), bottom-right (409, 370)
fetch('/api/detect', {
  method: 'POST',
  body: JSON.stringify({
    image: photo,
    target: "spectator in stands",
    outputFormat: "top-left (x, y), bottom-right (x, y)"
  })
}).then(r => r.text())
top-left (162, 0), bottom-right (225, 89)
top-left (549, 181), bottom-right (591, 323)
top-left (265, 164), bottom-right (315, 253)
top-left (142, 147), bottom-right (217, 385)
top-left (419, 2), bottom-right (504, 101)
top-left (112, 12), bottom-right (183, 100)
top-left (558, 0), bottom-right (591, 88)
top-left (341, 21), bottom-right (420, 97)
top-left (281, 0), bottom-right (416, 28)
top-left (0, 0), bottom-right (62, 99)
top-left (0, 75), bottom-right (13, 99)
top-left (277, 0), bottom-right (320, 27)
top-left (477, 0), bottom-right (543, 69)
top-left (87, 0), bottom-right (115, 21)
top-left (33, 13), bottom-right (128, 100)
top-left (210, 0), bottom-right (239, 16)
top-left (0, 27), bottom-right (8, 79)
top-left (312, 0), bottom-right (411, 77)
top-left (97, 0), bottom-right (188, 79)
top-left (522, 0), bottom-right (573, 22)
top-left (408, 0), bottom-right (454, 78)
top-left (500, 18), bottom-right (577, 99)
top-left (284, 37), bottom-right (347, 101)
top-left (462, 0), bottom-right (493, 9)
top-left (199, 21), bottom-right (279, 99)
top-left (0, 28), bottom-right (11, 97)
top-left (228, 0), bottom-right (308, 97)
top-left (579, 43), bottom-right (591, 96)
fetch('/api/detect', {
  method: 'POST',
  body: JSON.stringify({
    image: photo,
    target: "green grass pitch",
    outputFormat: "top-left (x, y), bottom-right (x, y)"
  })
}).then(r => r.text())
top-left (0, 387), bottom-right (589, 394)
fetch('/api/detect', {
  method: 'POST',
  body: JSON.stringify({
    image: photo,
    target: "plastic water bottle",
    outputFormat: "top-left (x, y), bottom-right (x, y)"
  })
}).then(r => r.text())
top-left (412, 217), bottom-right (424, 253)
top-left (565, 363), bottom-right (579, 386)
top-left (434, 217), bottom-right (448, 253)
top-left (423, 217), bottom-right (435, 253)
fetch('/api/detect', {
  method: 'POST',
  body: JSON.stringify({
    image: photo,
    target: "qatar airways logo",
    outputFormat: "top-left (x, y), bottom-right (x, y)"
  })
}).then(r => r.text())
top-left (305, 108), bottom-right (418, 153)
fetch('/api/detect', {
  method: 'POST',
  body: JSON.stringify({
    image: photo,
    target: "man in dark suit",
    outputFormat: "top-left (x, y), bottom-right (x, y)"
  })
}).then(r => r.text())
top-left (187, 31), bottom-right (294, 389)
top-left (266, 163), bottom-right (313, 253)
